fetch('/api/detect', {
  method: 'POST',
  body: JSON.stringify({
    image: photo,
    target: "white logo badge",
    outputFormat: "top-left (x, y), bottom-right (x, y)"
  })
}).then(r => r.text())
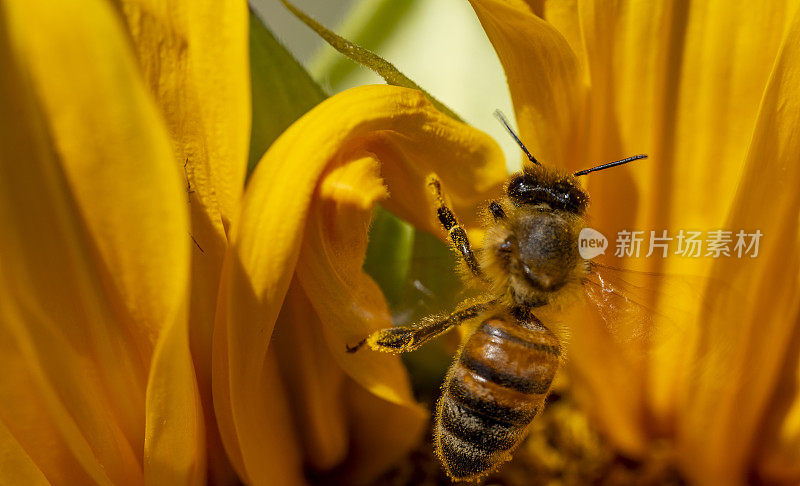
top-left (578, 228), bottom-right (608, 259)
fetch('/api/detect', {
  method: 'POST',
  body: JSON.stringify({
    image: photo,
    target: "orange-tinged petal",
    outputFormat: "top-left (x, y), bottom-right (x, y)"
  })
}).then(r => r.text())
top-left (272, 279), bottom-right (425, 481)
top-left (344, 380), bottom-right (430, 483)
top-left (561, 309), bottom-right (650, 454)
top-left (0, 0), bottom-right (192, 482)
top-left (0, 419), bottom-right (48, 485)
top-left (144, 310), bottom-right (205, 484)
top-left (469, 0), bottom-right (584, 168)
top-left (293, 151), bottom-right (428, 480)
top-left (577, 0), bottom-right (798, 241)
top-left (213, 272), bottom-right (305, 484)
top-left (272, 281), bottom-right (349, 471)
top-left (676, 10), bottom-right (800, 483)
top-left (114, 0), bottom-right (250, 480)
top-left (755, 319), bottom-right (800, 483)
top-left (592, 0), bottom-right (798, 448)
top-left (0, 296), bottom-right (116, 484)
top-left (215, 84), bottom-right (505, 483)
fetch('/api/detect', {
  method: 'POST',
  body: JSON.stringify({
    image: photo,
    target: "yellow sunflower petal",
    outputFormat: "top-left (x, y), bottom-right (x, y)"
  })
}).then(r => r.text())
top-left (117, 0), bottom-right (249, 231)
top-left (0, 0), bottom-right (191, 482)
top-left (515, 0), bottom-right (800, 458)
top-left (676, 10), bottom-right (800, 483)
top-left (114, 0), bottom-right (250, 479)
top-left (523, 0), bottom-right (586, 77)
top-left (0, 295), bottom-right (119, 484)
top-left (576, 0), bottom-right (799, 241)
top-left (468, 0), bottom-right (584, 168)
top-left (293, 150), bottom-right (429, 480)
top-left (215, 84), bottom-right (505, 481)
top-left (213, 276), bottom-right (305, 484)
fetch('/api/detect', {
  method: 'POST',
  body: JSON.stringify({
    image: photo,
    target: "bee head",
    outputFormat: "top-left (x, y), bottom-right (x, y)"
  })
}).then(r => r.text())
top-left (486, 109), bottom-right (646, 306)
top-left (486, 167), bottom-right (587, 305)
top-left (506, 165), bottom-right (588, 214)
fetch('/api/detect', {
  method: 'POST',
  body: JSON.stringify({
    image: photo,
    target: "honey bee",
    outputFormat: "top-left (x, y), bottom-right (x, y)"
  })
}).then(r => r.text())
top-left (347, 111), bottom-right (647, 481)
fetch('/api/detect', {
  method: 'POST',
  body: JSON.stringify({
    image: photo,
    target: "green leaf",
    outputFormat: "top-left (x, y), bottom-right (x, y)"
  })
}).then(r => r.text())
top-left (363, 206), bottom-right (464, 320)
top-left (309, 0), bottom-right (422, 89)
top-left (247, 9), bottom-right (327, 175)
top-left (280, 0), bottom-right (463, 123)
top-left (363, 206), bottom-right (415, 308)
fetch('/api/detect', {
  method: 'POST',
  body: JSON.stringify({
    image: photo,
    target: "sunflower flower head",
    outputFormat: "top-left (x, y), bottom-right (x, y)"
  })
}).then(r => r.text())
top-left (1, 0), bottom-right (799, 485)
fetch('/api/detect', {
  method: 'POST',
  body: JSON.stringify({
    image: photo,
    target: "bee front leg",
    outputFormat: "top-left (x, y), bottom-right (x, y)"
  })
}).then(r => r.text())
top-left (346, 300), bottom-right (494, 354)
top-left (427, 175), bottom-right (485, 280)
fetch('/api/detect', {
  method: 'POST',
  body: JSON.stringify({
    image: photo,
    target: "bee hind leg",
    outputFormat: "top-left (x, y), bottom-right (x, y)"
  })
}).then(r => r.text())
top-left (345, 320), bottom-right (447, 354)
top-left (345, 299), bottom-right (495, 354)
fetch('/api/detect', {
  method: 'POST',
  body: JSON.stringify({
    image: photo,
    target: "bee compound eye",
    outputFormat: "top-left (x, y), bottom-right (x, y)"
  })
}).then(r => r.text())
top-left (506, 175), bottom-right (526, 200)
top-left (507, 174), bottom-right (541, 206)
top-left (552, 182), bottom-right (587, 213)
top-left (564, 188), bottom-right (588, 213)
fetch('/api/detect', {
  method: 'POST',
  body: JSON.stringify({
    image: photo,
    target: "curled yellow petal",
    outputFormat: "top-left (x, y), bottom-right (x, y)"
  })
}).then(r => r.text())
top-left (215, 84), bottom-right (506, 482)
top-left (293, 149), bottom-right (428, 481)
top-left (469, 0), bottom-right (583, 168)
top-left (0, 0), bottom-right (192, 482)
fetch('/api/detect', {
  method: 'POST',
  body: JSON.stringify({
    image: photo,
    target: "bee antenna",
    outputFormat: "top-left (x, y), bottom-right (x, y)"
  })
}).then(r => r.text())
top-left (573, 154), bottom-right (647, 176)
top-left (493, 109), bottom-right (540, 166)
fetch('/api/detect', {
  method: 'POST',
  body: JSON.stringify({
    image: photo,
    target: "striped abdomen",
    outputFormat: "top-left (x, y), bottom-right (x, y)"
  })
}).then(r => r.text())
top-left (434, 316), bottom-right (561, 481)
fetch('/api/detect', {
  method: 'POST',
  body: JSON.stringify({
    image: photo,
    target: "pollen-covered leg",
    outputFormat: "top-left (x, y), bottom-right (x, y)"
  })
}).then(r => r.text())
top-left (427, 175), bottom-right (485, 279)
top-left (345, 300), bottom-right (493, 354)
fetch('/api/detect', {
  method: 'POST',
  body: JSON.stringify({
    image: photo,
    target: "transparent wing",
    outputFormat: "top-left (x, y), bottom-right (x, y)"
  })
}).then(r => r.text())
top-left (573, 259), bottom-right (754, 394)
top-left (579, 261), bottom-right (731, 350)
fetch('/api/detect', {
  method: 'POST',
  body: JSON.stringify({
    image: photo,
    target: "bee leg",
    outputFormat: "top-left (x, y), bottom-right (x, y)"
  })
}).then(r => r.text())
top-left (427, 175), bottom-right (485, 279)
top-left (346, 300), bottom-right (494, 354)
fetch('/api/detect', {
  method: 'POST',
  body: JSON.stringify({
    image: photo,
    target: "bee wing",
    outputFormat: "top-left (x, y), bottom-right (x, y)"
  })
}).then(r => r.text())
top-left (580, 261), bottom-right (726, 348)
top-left (578, 260), bottom-right (754, 390)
